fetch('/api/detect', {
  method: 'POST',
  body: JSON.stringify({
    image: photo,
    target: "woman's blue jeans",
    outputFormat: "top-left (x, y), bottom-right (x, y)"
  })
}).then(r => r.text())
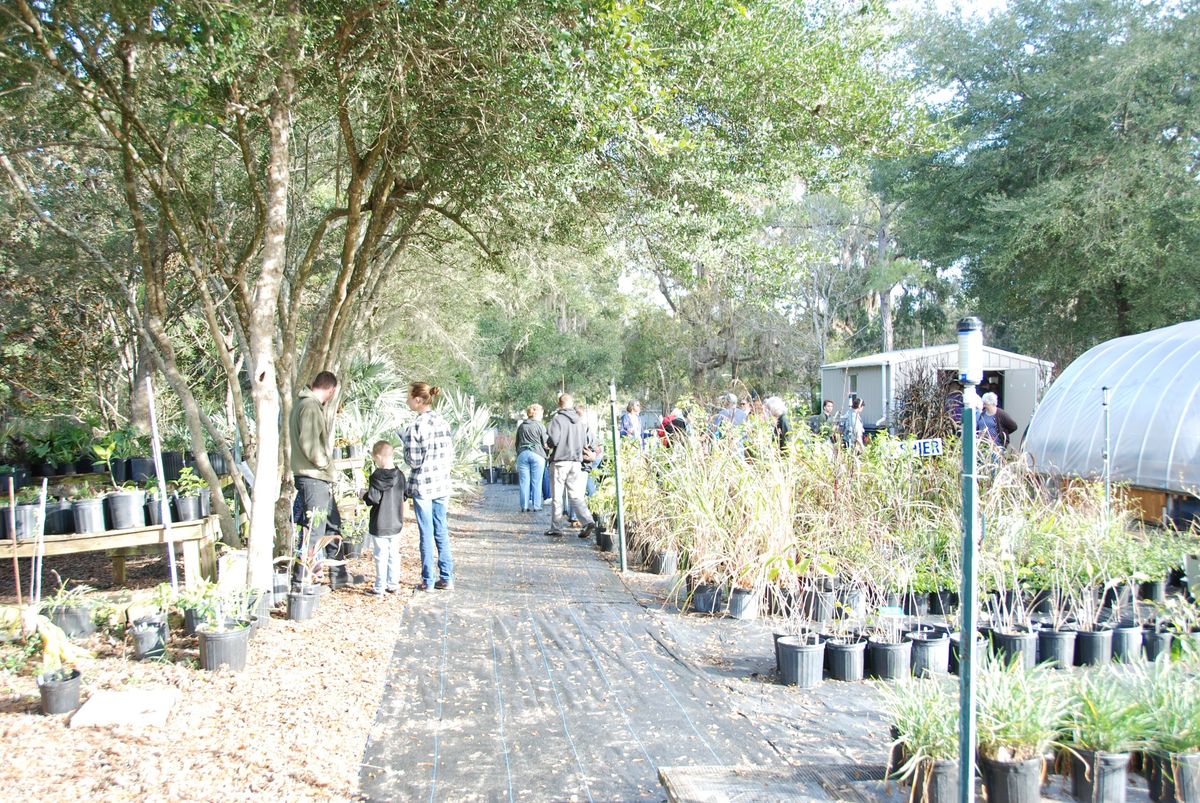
top-left (516, 450), bottom-right (546, 511)
top-left (413, 495), bottom-right (452, 585)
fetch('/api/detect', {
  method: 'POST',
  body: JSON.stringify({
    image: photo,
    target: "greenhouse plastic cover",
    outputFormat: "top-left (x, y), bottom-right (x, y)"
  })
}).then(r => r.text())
top-left (1024, 319), bottom-right (1200, 495)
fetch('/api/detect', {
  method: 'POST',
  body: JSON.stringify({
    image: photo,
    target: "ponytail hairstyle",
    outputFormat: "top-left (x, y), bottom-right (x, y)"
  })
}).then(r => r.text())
top-left (409, 381), bottom-right (442, 406)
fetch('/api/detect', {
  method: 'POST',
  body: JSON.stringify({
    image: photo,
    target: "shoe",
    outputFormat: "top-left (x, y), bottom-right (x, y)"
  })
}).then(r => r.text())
top-left (434, 580), bottom-right (453, 590)
top-left (416, 582), bottom-right (431, 591)
top-left (568, 519), bottom-right (580, 527)
top-left (372, 589), bottom-right (386, 597)
top-left (385, 586), bottom-right (400, 593)
top-left (579, 523), bottom-right (596, 539)
top-left (544, 530), bottom-right (565, 538)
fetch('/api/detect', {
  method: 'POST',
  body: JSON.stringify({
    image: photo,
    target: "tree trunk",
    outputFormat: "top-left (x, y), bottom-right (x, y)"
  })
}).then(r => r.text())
top-left (244, 58), bottom-right (295, 591)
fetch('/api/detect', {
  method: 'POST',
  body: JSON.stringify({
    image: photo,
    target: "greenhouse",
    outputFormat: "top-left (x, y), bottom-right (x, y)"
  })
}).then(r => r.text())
top-left (1024, 319), bottom-right (1200, 521)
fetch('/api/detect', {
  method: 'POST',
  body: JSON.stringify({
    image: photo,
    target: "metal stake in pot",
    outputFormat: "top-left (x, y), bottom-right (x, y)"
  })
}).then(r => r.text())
top-left (7, 477), bottom-right (21, 610)
top-left (146, 377), bottom-right (179, 591)
top-left (608, 380), bottom-right (628, 574)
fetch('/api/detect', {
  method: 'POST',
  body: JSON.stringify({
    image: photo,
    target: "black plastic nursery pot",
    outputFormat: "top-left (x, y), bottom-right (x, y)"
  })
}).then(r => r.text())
top-left (128, 457), bottom-right (154, 483)
top-left (1111, 624), bottom-right (1144, 663)
top-left (109, 457), bottom-right (130, 484)
top-left (2, 504), bottom-right (39, 542)
top-left (72, 497), bottom-right (106, 534)
top-left (174, 494), bottom-right (202, 522)
top-left (596, 528), bottom-right (614, 553)
top-left (913, 758), bottom-right (959, 803)
top-left (800, 589), bottom-right (835, 624)
top-left (949, 631), bottom-right (988, 676)
top-left (1138, 579), bottom-right (1168, 605)
top-left (980, 756), bottom-right (1043, 803)
top-left (131, 617), bottom-right (169, 660)
top-left (650, 550), bottom-right (678, 576)
top-left (1170, 752), bottom-right (1200, 803)
top-left (197, 623), bottom-right (251, 672)
top-left (824, 636), bottom-right (866, 682)
top-left (287, 588), bottom-right (321, 622)
top-left (993, 630), bottom-right (1037, 671)
top-left (777, 636), bottom-right (824, 689)
top-left (928, 589), bottom-right (958, 616)
top-left (182, 606), bottom-right (204, 636)
top-left (1144, 627), bottom-right (1173, 662)
top-left (907, 631), bottom-right (950, 678)
top-left (44, 499), bottom-right (75, 535)
top-left (901, 592), bottom-right (929, 617)
top-left (145, 493), bottom-right (169, 525)
top-left (37, 668), bottom-right (82, 715)
top-left (1070, 749), bottom-right (1130, 803)
top-left (867, 637), bottom-right (911, 680)
top-left (1076, 627), bottom-right (1114, 667)
top-left (690, 584), bottom-right (723, 615)
top-left (105, 489), bottom-right (146, 530)
top-left (727, 588), bottom-right (758, 620)
top-left (48, 605), bottom-right (96, 639)
top-left (835, 585), bottom-right (866, 619)
top-left (160, 451), bottom-right (184, 483)
top-left (1037, 628), bottom-right (1077, 669)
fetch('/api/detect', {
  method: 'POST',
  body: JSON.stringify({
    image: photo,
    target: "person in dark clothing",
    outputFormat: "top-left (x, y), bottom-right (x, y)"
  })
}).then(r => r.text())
top-left (363, 440), bottom-right (406, 595)
top-left (764, 396), bottom-right (791, 452)
top-left (544, 393), bottom-right (596, 538)
top-left (807, 399), bottom-right (837, 441)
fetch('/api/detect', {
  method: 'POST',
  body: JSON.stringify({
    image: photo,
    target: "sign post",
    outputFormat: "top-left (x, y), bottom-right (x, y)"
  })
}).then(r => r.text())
top-left (957, 316), bottom-right (983, 803)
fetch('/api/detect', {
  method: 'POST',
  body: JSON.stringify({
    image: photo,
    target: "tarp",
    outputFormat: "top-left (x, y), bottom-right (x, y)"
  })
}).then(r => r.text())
top-left (1024, 319), bottom-right (1200, 495)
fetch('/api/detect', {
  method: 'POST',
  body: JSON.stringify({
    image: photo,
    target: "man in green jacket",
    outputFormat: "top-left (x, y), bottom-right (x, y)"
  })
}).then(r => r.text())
top-left (290, 371), bottom-right (356, 588)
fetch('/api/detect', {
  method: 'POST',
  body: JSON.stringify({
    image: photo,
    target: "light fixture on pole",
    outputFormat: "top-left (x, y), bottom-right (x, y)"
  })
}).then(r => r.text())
top-left (957, 316), bottom-right (983, 803)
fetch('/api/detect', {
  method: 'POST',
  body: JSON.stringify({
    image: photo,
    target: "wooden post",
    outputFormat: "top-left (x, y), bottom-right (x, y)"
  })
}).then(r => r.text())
top-left (145, 376), bottom-right (180, 591)
top-left (7, 477), bottom-right (20, 609)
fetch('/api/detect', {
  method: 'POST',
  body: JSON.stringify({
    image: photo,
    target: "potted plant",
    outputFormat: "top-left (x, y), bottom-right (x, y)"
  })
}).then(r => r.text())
top-left (41, 576), bottom-right (97, 639)
top-left (172, 467), bottom-right (207, 522)
top-left (1065, 666), bottom-right (1149, 803)
top-left (176, 581), bottom-right (220, 635)
top-left (976, 656), bottom-right (1067, 803)
top-left (884, 678), bottom-right (959, 803)
top-left (69, 481), bottom-right (108, 534)
top-left (1133, 657), bottom-right (1200, 803)
top-left (196, 613), bottom-right (251, 672)
top-left (338, 503), bottom-right (369, 560)
top-left (1, 486), bottom-right (42, 542)
top-left (130, 582), bottom-right (173, 661)
top-left (36, 660), bottom-right (82, 715)
top-left (1072, 583), bottom-right (1116, 667)
top-left (866, 605), bottom-right (912, 681)
top-left (104, 478), bottom-right (147, 530)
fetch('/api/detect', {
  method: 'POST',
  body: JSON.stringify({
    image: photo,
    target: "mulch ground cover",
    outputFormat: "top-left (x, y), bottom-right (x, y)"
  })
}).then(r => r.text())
top-left (0, 529), bottom-right (422, 801)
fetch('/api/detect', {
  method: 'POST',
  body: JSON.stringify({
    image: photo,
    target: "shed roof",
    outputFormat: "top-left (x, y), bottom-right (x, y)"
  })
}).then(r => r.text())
top-left (821, 344), bottom-right (1054, 371)
top-left (1024, 319), bottom-right (1200, 495)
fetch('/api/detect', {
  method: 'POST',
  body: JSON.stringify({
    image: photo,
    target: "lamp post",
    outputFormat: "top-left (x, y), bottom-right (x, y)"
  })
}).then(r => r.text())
top-left (957, 316), bottom-right (983, 803)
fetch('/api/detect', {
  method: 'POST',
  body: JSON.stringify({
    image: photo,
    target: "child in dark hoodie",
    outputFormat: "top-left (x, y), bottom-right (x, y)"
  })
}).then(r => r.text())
top-left (363, 440), bottom-right (406, 595)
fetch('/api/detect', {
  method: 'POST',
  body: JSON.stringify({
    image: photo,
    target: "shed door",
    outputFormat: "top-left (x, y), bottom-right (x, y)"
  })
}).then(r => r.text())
top-left (1003, 368), bottom-right (1039, 451)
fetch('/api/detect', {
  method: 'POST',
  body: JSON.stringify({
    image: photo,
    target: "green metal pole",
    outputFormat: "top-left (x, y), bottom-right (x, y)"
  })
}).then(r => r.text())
top-left (957, 316), bottom-right (982, 803)
top-left (608, 381), bottom-right (627, 574)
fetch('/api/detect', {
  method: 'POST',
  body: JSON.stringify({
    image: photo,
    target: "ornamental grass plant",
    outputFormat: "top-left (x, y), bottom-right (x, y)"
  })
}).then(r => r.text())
top-left (976, 654), bottom-right (1069, 762)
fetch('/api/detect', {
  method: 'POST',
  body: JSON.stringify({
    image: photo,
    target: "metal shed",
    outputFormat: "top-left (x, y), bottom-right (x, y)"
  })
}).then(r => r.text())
top-left (820, 344), bottom-right (1055, 450)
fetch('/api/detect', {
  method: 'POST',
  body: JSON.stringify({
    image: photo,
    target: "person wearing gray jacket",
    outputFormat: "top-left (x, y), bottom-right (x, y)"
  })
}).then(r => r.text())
top-left (544, 392), bottom-right (596, 539)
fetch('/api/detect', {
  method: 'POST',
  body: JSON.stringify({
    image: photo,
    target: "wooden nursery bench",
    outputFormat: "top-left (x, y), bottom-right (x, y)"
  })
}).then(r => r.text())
top-left (2, 515), bottom-right (219, 589)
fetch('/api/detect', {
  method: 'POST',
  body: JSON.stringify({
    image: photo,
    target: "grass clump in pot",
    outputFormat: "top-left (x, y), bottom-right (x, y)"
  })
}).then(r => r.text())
top-left (883, 677), bottom-right (959, 777)
top-left (977, 654), bottom-right (1069, 762)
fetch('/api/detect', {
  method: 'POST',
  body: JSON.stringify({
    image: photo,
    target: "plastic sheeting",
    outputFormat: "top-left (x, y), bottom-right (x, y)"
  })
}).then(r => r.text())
top-left (359, 503), bottom-right (779, 802)
top-left (1024, 319), bottom-right (1200, 495)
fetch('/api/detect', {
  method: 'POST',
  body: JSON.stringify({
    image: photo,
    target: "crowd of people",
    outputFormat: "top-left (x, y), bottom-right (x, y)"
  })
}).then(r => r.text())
top-left (285, 372), bottom-right (1018, 596)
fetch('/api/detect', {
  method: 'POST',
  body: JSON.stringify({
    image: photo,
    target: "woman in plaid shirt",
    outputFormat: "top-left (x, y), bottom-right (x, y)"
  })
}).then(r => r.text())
top-left (403, 382), bottom-right (455, 590)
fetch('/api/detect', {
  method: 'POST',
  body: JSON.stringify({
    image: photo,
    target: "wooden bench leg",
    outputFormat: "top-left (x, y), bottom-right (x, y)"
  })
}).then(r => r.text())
top-left (112, 554), bottom-right (127, 586)
top-left (182, 540), bottom-right (201, 589)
